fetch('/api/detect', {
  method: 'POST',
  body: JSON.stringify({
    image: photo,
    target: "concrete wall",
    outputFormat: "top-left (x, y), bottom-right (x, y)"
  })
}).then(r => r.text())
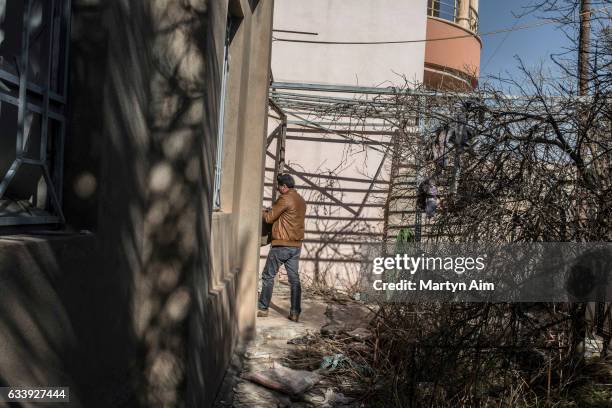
top-left (272, 0), bottom-right (428, 86)
top-left (0, 0), bottom-right (272, 406)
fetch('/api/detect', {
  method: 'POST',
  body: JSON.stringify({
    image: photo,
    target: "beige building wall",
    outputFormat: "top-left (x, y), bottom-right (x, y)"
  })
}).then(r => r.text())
top-left (199, 0), bottom-right (275, 403)
top-left (217, 0), bottom-right (275, 340)
top-left (272, 0), bottom-right (428, 86)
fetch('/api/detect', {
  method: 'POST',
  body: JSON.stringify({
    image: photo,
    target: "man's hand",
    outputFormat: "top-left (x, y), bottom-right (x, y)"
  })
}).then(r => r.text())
top-left (262, 207), bottom-right (272, 221)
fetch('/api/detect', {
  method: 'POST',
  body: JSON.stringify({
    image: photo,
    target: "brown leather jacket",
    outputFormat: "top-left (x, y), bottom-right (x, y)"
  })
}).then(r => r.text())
top-left (263, 189), bottom-right (306, 247)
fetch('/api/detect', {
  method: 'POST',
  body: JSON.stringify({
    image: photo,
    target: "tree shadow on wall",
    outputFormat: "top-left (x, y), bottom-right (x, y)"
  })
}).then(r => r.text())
top-left (0, 0), bottom-right (244, 407)
top-left (80, 0), bottom-right (245, 406)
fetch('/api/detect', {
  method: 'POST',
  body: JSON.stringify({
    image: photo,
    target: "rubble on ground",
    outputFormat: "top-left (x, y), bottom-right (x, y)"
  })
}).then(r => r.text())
top-left (218, 288), bottom-right (372, 407)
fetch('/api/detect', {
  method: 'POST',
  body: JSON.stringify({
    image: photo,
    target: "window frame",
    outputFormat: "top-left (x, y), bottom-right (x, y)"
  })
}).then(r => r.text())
top-left (0, 0), bottom-right (71, 227)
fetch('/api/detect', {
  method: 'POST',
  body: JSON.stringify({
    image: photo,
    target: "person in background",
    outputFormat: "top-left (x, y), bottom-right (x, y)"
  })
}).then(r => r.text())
top-left (257, 173), bottom-right (306, 322)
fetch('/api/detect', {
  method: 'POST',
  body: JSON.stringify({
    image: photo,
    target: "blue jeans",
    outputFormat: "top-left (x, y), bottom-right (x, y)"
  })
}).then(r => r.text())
top-left (258, 246), bottom-right (302, 314)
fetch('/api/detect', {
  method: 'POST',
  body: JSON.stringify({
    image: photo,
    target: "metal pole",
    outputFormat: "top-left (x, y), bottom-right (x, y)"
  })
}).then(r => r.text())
top-left (40, 0), bottom-right (55, 164)
top-left (269, 100), bottom-right (287, 203)
top-left (382, 131), bottom-right (401, 254)
top-left (17, 0), bottom-right (32, 157)
top-left (571, 0), bottom-right (591, 366)
top-left (578, 0), bottom-right (590, 97)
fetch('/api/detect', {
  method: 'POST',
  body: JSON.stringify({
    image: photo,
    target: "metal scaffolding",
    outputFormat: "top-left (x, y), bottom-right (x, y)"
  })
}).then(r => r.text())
top-left (264, 81), bottom-right (428, 265)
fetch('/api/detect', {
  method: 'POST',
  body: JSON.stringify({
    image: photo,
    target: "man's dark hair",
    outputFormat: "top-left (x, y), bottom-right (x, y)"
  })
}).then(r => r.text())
top-left (277, 173), bottom-right (295, 188)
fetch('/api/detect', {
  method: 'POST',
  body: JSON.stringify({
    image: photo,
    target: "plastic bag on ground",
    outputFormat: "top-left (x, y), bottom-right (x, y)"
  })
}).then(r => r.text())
top-left (321, 387), bottom-right (352, 407)
top-left (320, 354), bottom-right (348, 370)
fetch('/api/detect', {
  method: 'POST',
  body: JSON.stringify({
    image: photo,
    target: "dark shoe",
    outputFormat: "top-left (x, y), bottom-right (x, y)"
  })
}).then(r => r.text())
top-left (257, 309), bottom-right (269, 317)
top-left (288, 312), bottom-right (300, 322)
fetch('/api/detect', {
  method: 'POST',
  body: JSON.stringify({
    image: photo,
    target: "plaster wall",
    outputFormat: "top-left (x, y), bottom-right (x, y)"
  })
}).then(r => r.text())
top-left (424, 16), bottom-right (481, 88)
top-left (272, 0), bottom-right (428, 86)
top-left (0, 0), bottom-right (273, 406)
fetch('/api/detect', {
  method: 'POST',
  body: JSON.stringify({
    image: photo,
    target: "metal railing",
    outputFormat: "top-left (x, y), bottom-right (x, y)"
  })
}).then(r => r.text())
top-left (427, 0), bottom-right (479, 33)
top-left (427, 0), bottom-right (457, 22)
top-left (0, 0), bottom-right (71, 226)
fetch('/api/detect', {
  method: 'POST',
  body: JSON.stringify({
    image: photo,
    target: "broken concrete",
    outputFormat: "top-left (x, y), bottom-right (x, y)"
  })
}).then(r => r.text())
top-left (242, 364), bottom-right (321, 395)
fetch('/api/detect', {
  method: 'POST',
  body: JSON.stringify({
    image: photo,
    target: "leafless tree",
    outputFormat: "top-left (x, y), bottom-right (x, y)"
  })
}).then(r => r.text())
top-left (277, 6), bottom-right (611, 401)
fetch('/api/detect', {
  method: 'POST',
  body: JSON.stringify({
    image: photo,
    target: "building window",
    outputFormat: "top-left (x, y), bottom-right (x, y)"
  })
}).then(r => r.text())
top-left (213, 16), bottom-right (237, 210)
top-left (427, 0), bottom-right (443, 18)
top-left (0, 0), bottom-right (70, 227)
top-left (213, 17), bottom-right (232, 210)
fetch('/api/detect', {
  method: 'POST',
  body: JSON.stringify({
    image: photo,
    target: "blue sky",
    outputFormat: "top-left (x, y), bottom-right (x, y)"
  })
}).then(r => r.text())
top-left (478, 1), bottom-right (574, 79)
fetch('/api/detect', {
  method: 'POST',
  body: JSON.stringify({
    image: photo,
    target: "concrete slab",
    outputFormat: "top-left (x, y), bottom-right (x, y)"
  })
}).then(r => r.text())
top-left (257, 292), bottom-right (328, 338)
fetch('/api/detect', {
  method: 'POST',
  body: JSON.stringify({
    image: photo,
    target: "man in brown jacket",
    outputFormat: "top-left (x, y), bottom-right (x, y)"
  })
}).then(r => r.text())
top-left (258, 174), bottom-right (306, 322)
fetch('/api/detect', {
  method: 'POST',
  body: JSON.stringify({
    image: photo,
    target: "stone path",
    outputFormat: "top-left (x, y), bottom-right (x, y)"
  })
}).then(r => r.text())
top-left (216, 282), bottom-right (373, 407)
